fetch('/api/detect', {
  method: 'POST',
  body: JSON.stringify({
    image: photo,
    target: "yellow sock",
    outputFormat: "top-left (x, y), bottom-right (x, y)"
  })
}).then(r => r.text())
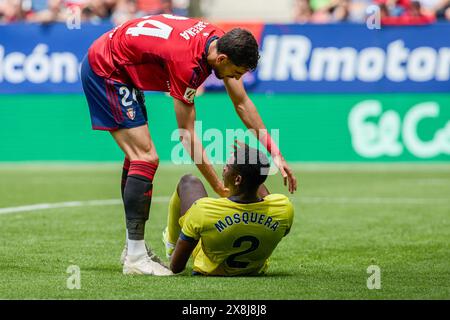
top-left (166, 189), bottom-right (181, 245)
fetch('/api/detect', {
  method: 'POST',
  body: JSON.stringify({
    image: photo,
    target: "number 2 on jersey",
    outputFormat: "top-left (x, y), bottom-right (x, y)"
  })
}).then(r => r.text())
top-left (126, 14), bottom-right (188, 39)
top-left (226, 236), bottom-right (260, 269)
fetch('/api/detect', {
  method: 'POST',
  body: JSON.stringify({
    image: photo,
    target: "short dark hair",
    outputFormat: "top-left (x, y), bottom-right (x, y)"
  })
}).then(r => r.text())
top-left (231, 144), bottom-right (270, 191)
top-left (217, 28), bottom-right (260, 71)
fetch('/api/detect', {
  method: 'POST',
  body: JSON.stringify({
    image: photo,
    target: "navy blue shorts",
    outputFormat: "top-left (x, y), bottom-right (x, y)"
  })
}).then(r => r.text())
top-left (81, 56), bottom-right (148, 131)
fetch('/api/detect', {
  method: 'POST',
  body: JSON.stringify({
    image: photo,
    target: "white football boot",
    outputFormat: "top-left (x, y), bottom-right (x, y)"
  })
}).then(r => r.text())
top-left (123, 253), bottom-right (173, 276)
top-left (120, 243), bottom-right (168, 265)
top-left (121, 242), bottom-right (172, 275)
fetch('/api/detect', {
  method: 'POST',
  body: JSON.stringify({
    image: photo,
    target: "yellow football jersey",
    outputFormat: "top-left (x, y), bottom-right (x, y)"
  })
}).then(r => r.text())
top-left (179, 194), bottom-right (294, 276)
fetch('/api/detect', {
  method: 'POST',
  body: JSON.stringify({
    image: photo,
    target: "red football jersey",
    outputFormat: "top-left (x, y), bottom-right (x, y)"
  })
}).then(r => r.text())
top-left (88, 14), bottom-right (225, 105)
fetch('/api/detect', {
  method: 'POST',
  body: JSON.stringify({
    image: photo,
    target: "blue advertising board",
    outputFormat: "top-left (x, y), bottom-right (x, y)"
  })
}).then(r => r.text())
top-left (0, 22), bottom-right (112, 94)
top-left (0, 22), bottom-right (449, 94)
top-left (254, 23), bottom-right (450, 93)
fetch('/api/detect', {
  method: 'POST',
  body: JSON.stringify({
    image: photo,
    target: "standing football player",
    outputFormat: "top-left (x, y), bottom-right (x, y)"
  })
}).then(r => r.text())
top-left (81, 14), bottom-right (297, 276)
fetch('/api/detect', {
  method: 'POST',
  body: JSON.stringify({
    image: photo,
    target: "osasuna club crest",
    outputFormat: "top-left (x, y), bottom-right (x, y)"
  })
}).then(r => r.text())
top-left (126, 107), bottom-right (136, 120)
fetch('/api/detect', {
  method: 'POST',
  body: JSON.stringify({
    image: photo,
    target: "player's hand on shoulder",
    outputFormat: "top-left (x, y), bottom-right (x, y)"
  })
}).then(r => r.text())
top-left (214, 182), bottom-right (230, 198)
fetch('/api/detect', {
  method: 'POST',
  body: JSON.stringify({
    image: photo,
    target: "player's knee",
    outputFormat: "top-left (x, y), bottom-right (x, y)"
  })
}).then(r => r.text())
top-left (133, 152), bottom-right (159, 166)
top-left (179, 174), bottom-right (201, 188)
top-left (178, 174), bottom-right (203, 193)
top-left (145, 154), bottom-right (159, 167)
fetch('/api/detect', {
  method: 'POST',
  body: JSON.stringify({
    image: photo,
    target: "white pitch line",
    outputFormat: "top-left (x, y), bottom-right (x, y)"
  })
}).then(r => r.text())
top-left (299, 196), bottom-right (450, 205)
top-left (0, 195), bottom-right (448, 216)
top-left (0, 197), bottom-right (170, 215)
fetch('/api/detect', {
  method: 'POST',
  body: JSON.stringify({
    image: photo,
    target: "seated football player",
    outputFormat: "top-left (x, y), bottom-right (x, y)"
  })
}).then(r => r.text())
top-left (162, 143), bottom-right (295, 276)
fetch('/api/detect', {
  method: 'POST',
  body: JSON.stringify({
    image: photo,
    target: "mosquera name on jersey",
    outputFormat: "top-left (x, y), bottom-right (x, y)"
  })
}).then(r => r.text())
top-left (88, 14), bottom-right (225, 105)
top-left (180, 194), bottom-right (295, 276)
top-left (214, 211), bottom-right (282, 233)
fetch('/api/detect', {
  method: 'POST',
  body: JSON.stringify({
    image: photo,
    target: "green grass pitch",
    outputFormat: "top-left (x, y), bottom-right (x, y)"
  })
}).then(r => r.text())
top-left (0, 163), bottom-right (449, 299)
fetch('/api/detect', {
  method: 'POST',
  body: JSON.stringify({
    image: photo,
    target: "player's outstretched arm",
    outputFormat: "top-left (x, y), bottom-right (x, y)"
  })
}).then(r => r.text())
top-left (173, 98), bottom-right (230, 197)
top-left (224, 78), bottom-right (298, 193)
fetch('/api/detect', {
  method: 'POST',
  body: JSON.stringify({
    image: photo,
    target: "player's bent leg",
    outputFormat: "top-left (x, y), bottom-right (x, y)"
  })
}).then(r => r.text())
top-left (163, 174), bottom-right (208, 260)
top-left (177, 174), bottom-right (208, 216)
top-left (111, 125), bottom-right (172, 276)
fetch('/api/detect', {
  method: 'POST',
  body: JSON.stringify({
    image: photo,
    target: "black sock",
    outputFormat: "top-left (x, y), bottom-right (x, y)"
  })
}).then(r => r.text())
top-left (123, 161), bottom-right (157, 241)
